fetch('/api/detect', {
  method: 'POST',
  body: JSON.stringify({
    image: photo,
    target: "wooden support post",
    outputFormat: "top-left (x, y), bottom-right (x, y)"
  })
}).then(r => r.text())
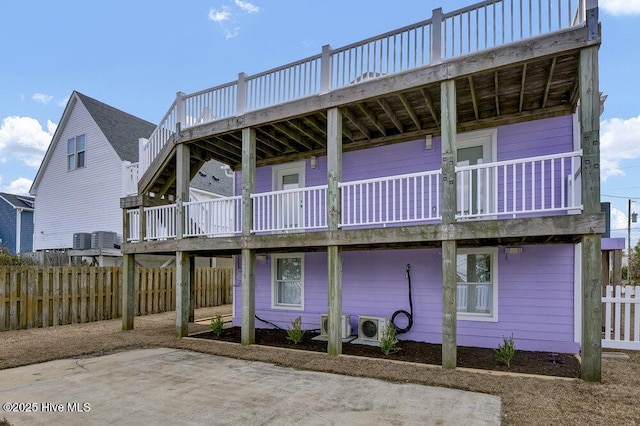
top-left (612, 250), bottom-right (622, 287)
top-left (241, 127), bottom-right (256, 345)
top-left (580, 43), bottom-right (602, 382)
top-left (442, 240), bottom-right (457, 369)
top-left (176, 251), bottom-right (190, 337)
top-left (139, 205), bottom-right (146, 242)
top-left (189, 255), bottom-right (195, 322)
top-left (327, 107), bottom-right (343, 355)
top-left (327, 246), bottom-right (343, 355)
top-left (176, 143), bottom-right (190, 240)
top-left (241, 249), bottom-right (255, 345)
top-left (122, 253), bottom-right (135, 330)
top-left (441, 79), bottom-right (458, 369)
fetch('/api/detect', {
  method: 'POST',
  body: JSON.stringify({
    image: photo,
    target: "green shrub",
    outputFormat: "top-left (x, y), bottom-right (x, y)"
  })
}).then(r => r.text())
top-left (286, 316), bottom-right (305, 344)
top-left (210, 315), bottom-right (225, 337)
top-left (495, 333), bottom-right (516, 367)
top-left (380, 323), bottom-right (399, 355)
top-left (0, 248), bottom-right (37, 266)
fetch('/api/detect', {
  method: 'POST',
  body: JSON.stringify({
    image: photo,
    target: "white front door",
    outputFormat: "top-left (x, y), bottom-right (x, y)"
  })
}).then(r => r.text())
top-left (273, 162), bottom-right (305, 230)
top-left (456, 130), bottom-right (496, 217)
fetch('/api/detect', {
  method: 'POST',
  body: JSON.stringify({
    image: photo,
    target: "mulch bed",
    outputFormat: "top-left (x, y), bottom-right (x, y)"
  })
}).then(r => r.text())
top-left (192, 327), bottom-right (581, 378)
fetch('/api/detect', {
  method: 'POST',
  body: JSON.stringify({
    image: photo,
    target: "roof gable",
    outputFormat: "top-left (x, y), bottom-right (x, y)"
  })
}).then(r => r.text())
top-left (0, 192), bottom-right (35, 210)
top-left (75, 92), bottom-right (156, 162)
top-left (30, 91), bottom-right (157, 194)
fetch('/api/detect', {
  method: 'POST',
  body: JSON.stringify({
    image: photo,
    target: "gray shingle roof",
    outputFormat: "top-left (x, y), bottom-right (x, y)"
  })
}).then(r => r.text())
top-left (0, 192), bottom-right (35, 209)
top-left (76, 92), bottom-right (156, 162)
top-left (190, 159), bottom-right (234, 196)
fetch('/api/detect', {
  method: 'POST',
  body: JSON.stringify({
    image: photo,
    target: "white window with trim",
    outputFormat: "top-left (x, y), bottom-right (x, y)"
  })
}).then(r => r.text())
top-left (67, 134), bottom-right (86, 171)
top-left (272, 254), bottom-right (304, 310)
top-left (456, 247), bottom-right (498, 321)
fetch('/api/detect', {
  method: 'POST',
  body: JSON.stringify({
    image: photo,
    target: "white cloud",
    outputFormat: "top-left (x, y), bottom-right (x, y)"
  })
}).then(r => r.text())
top-left (600, 0), bottom-right (640, 15)
top-left (0, 116), bottom-right (56, 168)
top-left (225, 27), bottom-right (240, 39)
top-left (1, 177), bottom-right (33, 196)
top-left (209, 6), bottom-right (231, 22)
top-left (611, 207), bottom-right (627, 232)
top-left (32, 93), bottom-right (54, 104)
top-left (58, 96), bottom-right (70, 107)
top-left (600, 114), bottom-right (640, 181)
top-left (234, 0), bottom-right (259, 13)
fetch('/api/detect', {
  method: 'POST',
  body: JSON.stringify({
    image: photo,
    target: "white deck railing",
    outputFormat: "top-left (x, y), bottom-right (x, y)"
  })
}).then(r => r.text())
top-left (602, 285), bottom-right (640, 350)
top-left (138, 0), bottom-right (587, 172)
top-left (246, 54), bottom-right (323, 111)
top-left (339, 170), bottom-right (442, 228)
top-left (127, 150), bottom-right (586, 241)
top-left (145, 205), bottom-right (177, 241)
top-left (183, 82), bottom-right (237, 127)
top-left (123, 162), bottom-right (140, 196)
top-left (127, 209), bottom-right (140, 242)
top-left (331, 19), bottom-right (433, 89)
top-left (442, 0), bottom-right (584, 59)
top-left (251, 185), bottom-right (328, 233)
top-left (184, 197), bottom-right (242, 237)
top-left (456, 150), bottom-right (582, 219)
top-left (143, 101), bottom-right (177, 172)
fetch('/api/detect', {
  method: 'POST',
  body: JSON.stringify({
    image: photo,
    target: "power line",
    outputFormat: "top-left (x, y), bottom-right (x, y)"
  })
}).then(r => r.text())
top-left (601, 194), bottom-right (640, 200)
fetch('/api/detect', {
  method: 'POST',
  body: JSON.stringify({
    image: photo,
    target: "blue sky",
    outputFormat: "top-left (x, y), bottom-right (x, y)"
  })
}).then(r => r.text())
top-left (1, 0), bottom-right (639, 246)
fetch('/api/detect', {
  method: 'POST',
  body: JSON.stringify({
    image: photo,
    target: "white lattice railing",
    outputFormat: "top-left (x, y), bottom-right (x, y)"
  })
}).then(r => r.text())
top-left (138, 1), bottom-right (588, 172)
top-left (251, 185), bottom-right (328, 233)
top-left (145, 205), bottom-right (177, 241)
top-left (184, 197), bottom-right (242, 237)
top-left (455, 150), bottom-right (582, 219)
top-left (339, 170), bottom-right (442, 228)
top-left (602, 285), bottom-right (640, 350)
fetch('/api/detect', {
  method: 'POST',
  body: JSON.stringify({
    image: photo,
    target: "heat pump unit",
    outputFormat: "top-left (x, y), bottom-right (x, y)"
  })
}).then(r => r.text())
top-left (320, 314), bottom-right (351, 339)
top-left (72, 233), bottom-right (92, 250)
top-left (91, 231), bottom-right (117, 249)
top-left (358, 316), bottom-right (390, 342)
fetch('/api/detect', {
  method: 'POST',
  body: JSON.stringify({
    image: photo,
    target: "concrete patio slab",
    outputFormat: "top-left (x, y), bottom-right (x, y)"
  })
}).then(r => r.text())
top-left (0, 348), bottom-right (501, 425)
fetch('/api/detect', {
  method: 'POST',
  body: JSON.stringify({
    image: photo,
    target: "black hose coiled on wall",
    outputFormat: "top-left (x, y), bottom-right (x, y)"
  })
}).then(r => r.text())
top-left (391, 264), bottom-right (413, 334)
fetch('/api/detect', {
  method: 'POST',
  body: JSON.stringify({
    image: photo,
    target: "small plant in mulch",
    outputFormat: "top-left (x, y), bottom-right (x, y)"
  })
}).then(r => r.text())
top-left (495, 333), bottom-right (516, 367)
top-left (286, 316), bottom-right (305, 344)
top-left (380, 323), bottom-right (400, 355)
top-left (210, 315), bottom-right (225, 337)
top-left (1, 417), bottom-right (12, 426)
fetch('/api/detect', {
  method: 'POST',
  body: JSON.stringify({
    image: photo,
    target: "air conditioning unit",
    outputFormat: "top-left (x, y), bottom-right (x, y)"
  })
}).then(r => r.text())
top-left (91, 231), bottom-right (118, 249)
top-left (72, 233), bottom-right (92, 250)
top-left (358, 315), bottom-right (390, 342)
top-left (320, 314), bottom-right (351, 339)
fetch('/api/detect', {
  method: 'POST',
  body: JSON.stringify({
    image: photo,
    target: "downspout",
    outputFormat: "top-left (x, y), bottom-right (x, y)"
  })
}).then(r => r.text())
top-left (15, 208), bottom-right (22, 255)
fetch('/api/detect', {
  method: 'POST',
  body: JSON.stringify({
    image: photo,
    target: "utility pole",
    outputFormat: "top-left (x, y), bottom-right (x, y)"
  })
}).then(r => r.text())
top-left (629, 199), bottom-right (638, 285)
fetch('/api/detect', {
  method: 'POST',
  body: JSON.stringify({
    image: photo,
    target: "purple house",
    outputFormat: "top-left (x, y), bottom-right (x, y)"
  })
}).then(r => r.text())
top-left (121, 0), bottom-right (605, 381)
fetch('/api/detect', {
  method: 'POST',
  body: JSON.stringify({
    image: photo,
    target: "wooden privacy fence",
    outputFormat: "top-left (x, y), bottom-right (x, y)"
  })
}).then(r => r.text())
top-left (0, 266), bottom-right (233, 331)
top-left (602, 285), bottom-right (640, 350)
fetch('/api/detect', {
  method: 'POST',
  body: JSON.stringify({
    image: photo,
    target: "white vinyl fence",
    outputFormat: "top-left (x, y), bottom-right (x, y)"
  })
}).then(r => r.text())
top-left (602, 285), bottom-right (640, 350)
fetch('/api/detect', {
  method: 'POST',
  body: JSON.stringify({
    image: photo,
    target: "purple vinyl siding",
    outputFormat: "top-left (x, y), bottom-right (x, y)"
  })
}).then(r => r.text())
top-left (236, 115), bottom-right (576, 226)
top-left (232, 116), bottom-right (579, 353)
top-left (234, 244), bottom-right (578, 353)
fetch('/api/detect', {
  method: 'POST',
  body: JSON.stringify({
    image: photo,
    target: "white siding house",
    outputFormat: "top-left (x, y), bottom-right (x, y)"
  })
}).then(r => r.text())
top-left (30, 92), bottom-right (156, 251)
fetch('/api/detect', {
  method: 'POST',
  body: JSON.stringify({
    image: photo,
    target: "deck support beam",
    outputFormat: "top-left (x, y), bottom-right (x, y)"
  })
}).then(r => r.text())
top-left (241, 127), bottom-right (256, 345)
top-left (441, 79), bottom-right (458, 369)
top-left (189, 255), bottom-right (196, 322)
top-left (579, 41), bottom-right (602, 382)
top-left (122, 253), bottom-right (135, 330)
top-left (327, 107), bottom-right (343, 355)
top-left (176, 250), bottom-right (190, 337)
